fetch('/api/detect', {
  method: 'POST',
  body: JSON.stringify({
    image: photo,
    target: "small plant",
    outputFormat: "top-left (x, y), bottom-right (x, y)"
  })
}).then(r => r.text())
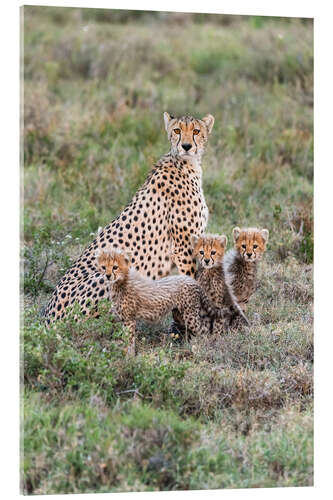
top-left (22, 227), bottom-right (73, 298)
top-left (23, 301), bottom-right (128, 399)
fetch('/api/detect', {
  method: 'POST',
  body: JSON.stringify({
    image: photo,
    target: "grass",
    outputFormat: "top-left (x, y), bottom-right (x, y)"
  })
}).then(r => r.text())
top-left (22, 6), bottom-right (313, 495)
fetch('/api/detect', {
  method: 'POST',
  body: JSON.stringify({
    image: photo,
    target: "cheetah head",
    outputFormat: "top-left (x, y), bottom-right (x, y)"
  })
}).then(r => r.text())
top-left (164, 112), bottom-right (214, 158)
top-left (233, 227), bottom-right (269, 263)
top-left (95, 248), bottom-right (131, 283)
top-left (192, 233), bottom-right (227, 269)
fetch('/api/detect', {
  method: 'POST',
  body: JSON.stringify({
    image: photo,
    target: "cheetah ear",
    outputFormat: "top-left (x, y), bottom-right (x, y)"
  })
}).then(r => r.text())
top-left (124, 251), bottom-right (132, 264)
top-left (233, 227), bottom-right (241, 242)
top-left (261, 229), bottom-right (269, 243)
top-left (219, 235), bottom-right (228, 248)
top-left (202, 114), bottom-right (215, 134)
top-left (191, 235), bottom-right (200, 248)
top-left (163, 111), bottom-right (174, 131)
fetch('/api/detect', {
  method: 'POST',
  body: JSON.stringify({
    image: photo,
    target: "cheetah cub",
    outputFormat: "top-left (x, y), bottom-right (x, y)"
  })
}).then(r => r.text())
top-left (96, 248), bottom-right (222, 356)
top-left (224, 227), bottom-right (269, 312)
top-left (192, 234), bottom-right (250, 334)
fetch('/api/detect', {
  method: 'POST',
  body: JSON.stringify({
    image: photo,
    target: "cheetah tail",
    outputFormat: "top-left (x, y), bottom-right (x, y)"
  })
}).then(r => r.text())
top-left (224, 287), bottom-right (251, 327)
top-left (229, 302), bottom-right (250, 326)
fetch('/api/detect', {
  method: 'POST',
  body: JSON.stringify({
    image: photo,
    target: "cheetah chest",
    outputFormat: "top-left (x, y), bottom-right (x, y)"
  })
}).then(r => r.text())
top-left (196, 267), bottom-right (226, 307)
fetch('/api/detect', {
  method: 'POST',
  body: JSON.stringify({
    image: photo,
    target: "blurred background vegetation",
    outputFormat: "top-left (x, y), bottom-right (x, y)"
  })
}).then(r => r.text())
top-left (22, 6), bottom-right (313, 495)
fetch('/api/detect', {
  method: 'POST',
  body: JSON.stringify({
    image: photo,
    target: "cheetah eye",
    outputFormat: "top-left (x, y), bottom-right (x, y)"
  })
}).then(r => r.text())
top-left (253, 244), bottom-right (258, 249)
top-left (211, 250), bottom-right (216, 255)
top-left (113, 265), bottom-right (118, 271)
top-left (241, 244), bottom-right (246, 249)
top-left (199, 250), bottom-right (204, 255)
top-left (101, 265), bottom-right (106, 271)
top-left (193, 129), bottom-right (200, 135)
top-left (173, 128), bottom-right (181, 135)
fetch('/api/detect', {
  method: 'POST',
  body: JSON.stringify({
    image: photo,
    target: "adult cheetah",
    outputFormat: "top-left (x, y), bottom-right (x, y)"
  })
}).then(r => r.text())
top-left (43, 112), bottom-right (214, 323)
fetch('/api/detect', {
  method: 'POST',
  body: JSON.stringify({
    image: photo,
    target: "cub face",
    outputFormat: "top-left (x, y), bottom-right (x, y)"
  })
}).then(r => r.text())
top-left (95, 249), bottom-right (131, 282)
top-left (233, 227), bottom-right (269, 263)
top-left (192, 234), bottom-right (227, 269)
top-left (164, 112), bottom-right (214, 158)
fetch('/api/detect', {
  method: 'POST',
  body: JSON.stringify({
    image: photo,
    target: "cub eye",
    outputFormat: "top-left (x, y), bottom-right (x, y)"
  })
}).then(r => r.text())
top-left (199, 250), bottom-right (204, 255)
top-left (241, 244), bottom-right (246, 249)
top-left (101, 265), bottom-right (106, 271)
top-left (113, 265), bottom-right (118, 270)
top-left (174, 128), bottom-right (181, 135)
top-left (211, 250), bottom-right (216, 255)
top-left (193, 129), bottom-right (200, 135)
top-left (253, 244), bottom-right (258, 249)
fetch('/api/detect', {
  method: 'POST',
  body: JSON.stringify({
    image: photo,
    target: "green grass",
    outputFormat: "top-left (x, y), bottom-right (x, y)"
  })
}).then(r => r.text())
top-left (22, 6), bottom-right (313, 494)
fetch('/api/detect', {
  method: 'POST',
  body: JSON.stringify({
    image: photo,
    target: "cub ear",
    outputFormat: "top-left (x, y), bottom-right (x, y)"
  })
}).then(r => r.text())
top-left (95, 249), bottom-right (102, 260)
top-left (261, 229), bottom-right (269, 243)
top-left (191, 235), bottom-right (200, 248)
top-left (219, 235), bottom-right (228, 248)
top-left (124, 251), bottom-right (132, 264)
top-left (202, 114), bottom-right (215, 134)
top-left (232, 227), bottom-right (241, 242)
top-left (163, 111), bottom-right (174, 131)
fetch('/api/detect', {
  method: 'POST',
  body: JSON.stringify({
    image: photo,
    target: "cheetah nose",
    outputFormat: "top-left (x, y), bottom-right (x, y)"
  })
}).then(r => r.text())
top-left (247, 253), bottom-right (252, 258)
top-left (182, 143), bottom-right (192, 152)
top-left (106, 274), bottom-right (111, 279)
top-left (204, 259), bottom-right (210, 265)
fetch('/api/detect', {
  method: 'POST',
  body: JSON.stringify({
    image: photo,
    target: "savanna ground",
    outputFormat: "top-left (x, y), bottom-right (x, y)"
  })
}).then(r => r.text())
top-left (22, 7), bottom-right (313, 495)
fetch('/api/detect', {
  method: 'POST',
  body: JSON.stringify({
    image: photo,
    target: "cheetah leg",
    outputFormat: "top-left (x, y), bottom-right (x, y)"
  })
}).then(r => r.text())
top-left (182, 308), bottom-right (210, 337)
top-left (109, 305), bottom-right (122, 323)
top-left (170, 308), bottom-right (186, 335)
top-left (170, 241), bottom-right (198, 334)
top-left (123, 320), bottom-right (136, 357)
top-left (212, 317), bottom-right (227, 336)
top-left (171, 242), bottom-right (197, 277)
